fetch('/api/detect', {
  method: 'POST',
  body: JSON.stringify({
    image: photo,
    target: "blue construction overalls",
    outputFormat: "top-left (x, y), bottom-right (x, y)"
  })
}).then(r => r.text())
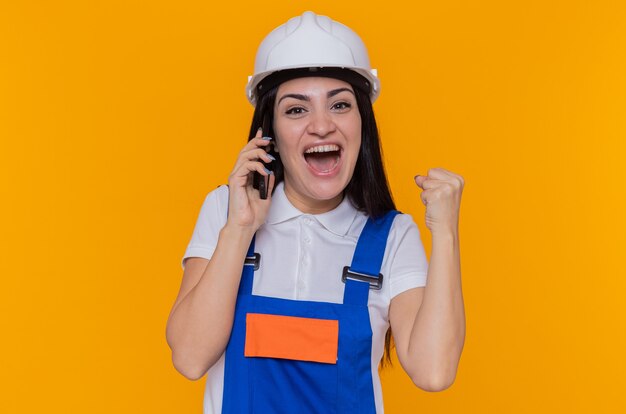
top-left (221, 210), bottom-right (399, 413)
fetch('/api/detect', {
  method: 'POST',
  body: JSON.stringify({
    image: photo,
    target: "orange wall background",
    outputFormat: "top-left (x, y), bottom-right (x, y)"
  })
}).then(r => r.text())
top-left (1, 1), bottom-right (625, 412)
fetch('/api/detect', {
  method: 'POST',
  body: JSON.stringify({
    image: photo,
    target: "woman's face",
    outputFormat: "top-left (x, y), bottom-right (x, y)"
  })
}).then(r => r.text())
top-left (273, 76), bottom-right (362, 213)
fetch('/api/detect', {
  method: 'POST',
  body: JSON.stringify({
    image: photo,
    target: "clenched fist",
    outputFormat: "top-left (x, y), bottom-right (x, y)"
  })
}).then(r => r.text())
top-left (414, 168), bottom-right (464, 234)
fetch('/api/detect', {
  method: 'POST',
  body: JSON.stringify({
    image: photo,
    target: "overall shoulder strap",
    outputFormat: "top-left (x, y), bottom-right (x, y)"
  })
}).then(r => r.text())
top-left (238, 236), bottom-right (258, 296)
top-left (343, 210), bottom-right (400, 306)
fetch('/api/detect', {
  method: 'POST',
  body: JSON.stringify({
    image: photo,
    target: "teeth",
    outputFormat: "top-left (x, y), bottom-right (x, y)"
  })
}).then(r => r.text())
top-left (304, 144), bottom-right (340, 154)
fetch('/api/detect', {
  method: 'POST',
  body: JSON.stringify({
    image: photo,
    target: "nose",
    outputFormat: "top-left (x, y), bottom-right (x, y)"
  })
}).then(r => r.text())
top-left (306, 109), bottom-right (336, 137)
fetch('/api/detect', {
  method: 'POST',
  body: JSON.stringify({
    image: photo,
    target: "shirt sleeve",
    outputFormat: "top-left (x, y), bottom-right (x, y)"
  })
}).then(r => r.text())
top-left (386, 213), bottom-right (429, 300)
top-left (181, 185), bottom-right (229, 270)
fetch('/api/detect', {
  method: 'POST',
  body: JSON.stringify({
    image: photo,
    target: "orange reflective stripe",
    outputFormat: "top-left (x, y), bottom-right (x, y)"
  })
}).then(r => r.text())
top-left (244, 313), bottom-right (339, 364)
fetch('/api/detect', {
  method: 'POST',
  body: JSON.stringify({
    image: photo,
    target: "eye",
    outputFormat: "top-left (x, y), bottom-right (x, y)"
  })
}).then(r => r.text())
top-left (285, 106), bottom-right (306, 115)
top-left (332, 101), bottom-right (352, 111)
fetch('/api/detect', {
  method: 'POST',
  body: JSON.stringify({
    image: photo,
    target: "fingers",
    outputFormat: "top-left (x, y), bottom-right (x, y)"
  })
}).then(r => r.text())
top-left (414, 168), bottom-right (465, 207)
top-left (414, 174), bottom-right (425, 188)
top-left (232, 160), bottom-right (272, 181)
top-left (416, 168), bottom-right (464, 185)
top-left (415, 168), bottom-right (464, 188)
top-left (232, 148), bottom-right (274, 175)
top-left (415, 176), bottom-right (446, 190)
top-left (243, 147), bottom-right (275, 164)
top-left (241, 136), bottom-right (273, 153)
top-left (241, 127), bottom-right (273, 153)
top-left (230, 127), bottom-right (274, 181)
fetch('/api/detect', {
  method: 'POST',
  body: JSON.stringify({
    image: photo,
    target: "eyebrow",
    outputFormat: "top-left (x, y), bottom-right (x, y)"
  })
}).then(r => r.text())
top-left (277, 87), bottom-right (355, 105)
top-left (327, 87), bottom-right (354, 98)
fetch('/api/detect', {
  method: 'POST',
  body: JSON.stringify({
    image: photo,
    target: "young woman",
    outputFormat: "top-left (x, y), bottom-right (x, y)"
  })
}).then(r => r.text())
top-left (166, 11), bottom-right (465, 413)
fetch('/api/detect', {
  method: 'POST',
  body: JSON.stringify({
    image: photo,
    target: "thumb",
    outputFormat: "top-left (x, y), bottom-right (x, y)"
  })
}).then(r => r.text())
top-left (414, 174), bottom-right (424, 188)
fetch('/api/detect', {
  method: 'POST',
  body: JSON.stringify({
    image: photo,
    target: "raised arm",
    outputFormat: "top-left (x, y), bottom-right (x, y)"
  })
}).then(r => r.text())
top-left (389, 168), bottom-right (465, 391)
top-left (165, 129), bottom-right (275, 380)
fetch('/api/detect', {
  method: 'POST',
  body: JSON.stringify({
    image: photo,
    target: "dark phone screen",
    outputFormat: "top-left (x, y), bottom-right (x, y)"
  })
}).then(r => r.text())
top-left (252, 120), bottom-right (275, 199)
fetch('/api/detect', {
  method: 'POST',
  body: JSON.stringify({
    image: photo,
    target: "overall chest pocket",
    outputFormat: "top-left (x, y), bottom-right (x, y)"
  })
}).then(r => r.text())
top-left (245, 313), bottom-right (340, 414)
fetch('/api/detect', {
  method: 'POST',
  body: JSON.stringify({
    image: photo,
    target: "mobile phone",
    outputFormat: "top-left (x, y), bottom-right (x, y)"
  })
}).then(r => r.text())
top-left (252, 123), bottom-right (274, 199)
top-left (252, 164), bottom-right (269, 199)
top-left (253, 153), bottom-right (274, 199)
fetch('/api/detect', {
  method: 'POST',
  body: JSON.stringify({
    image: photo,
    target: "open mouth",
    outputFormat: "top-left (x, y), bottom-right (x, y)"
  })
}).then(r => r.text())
top-left (303, 144), bottom-right (342, 174)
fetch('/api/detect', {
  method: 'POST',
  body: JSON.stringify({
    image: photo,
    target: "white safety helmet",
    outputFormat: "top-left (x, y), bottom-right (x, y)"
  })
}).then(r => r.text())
top-left (246, 11), bottom-right (380, 106)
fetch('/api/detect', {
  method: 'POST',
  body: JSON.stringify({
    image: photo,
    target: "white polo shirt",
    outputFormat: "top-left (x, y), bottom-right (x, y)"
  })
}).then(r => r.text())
top-left (182, 181), bottom-right (429, 414)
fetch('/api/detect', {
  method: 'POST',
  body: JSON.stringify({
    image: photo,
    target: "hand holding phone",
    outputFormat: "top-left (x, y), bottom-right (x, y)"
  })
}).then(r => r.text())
top-left (226, 127), bottom-right (276, 231)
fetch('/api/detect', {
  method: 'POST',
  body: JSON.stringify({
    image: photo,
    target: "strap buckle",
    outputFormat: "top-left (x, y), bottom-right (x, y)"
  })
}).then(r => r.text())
top-left (342, 266), bottom-right (383, 290)
top-left (245, 253), bottom-right (260, 271)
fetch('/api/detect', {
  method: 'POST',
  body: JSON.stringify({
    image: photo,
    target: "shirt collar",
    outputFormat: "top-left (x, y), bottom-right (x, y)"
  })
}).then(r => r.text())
top-left (266, 181), bottom-right (359, 237)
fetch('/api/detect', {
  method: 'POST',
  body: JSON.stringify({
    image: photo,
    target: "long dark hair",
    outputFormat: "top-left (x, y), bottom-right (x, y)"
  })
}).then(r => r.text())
top-left (247, 79), bottom-right (397, 367)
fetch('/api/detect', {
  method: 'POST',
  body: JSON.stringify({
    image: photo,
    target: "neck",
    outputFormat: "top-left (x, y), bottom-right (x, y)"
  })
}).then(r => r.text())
top-left (283, 183), bottom-right (343, 214)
